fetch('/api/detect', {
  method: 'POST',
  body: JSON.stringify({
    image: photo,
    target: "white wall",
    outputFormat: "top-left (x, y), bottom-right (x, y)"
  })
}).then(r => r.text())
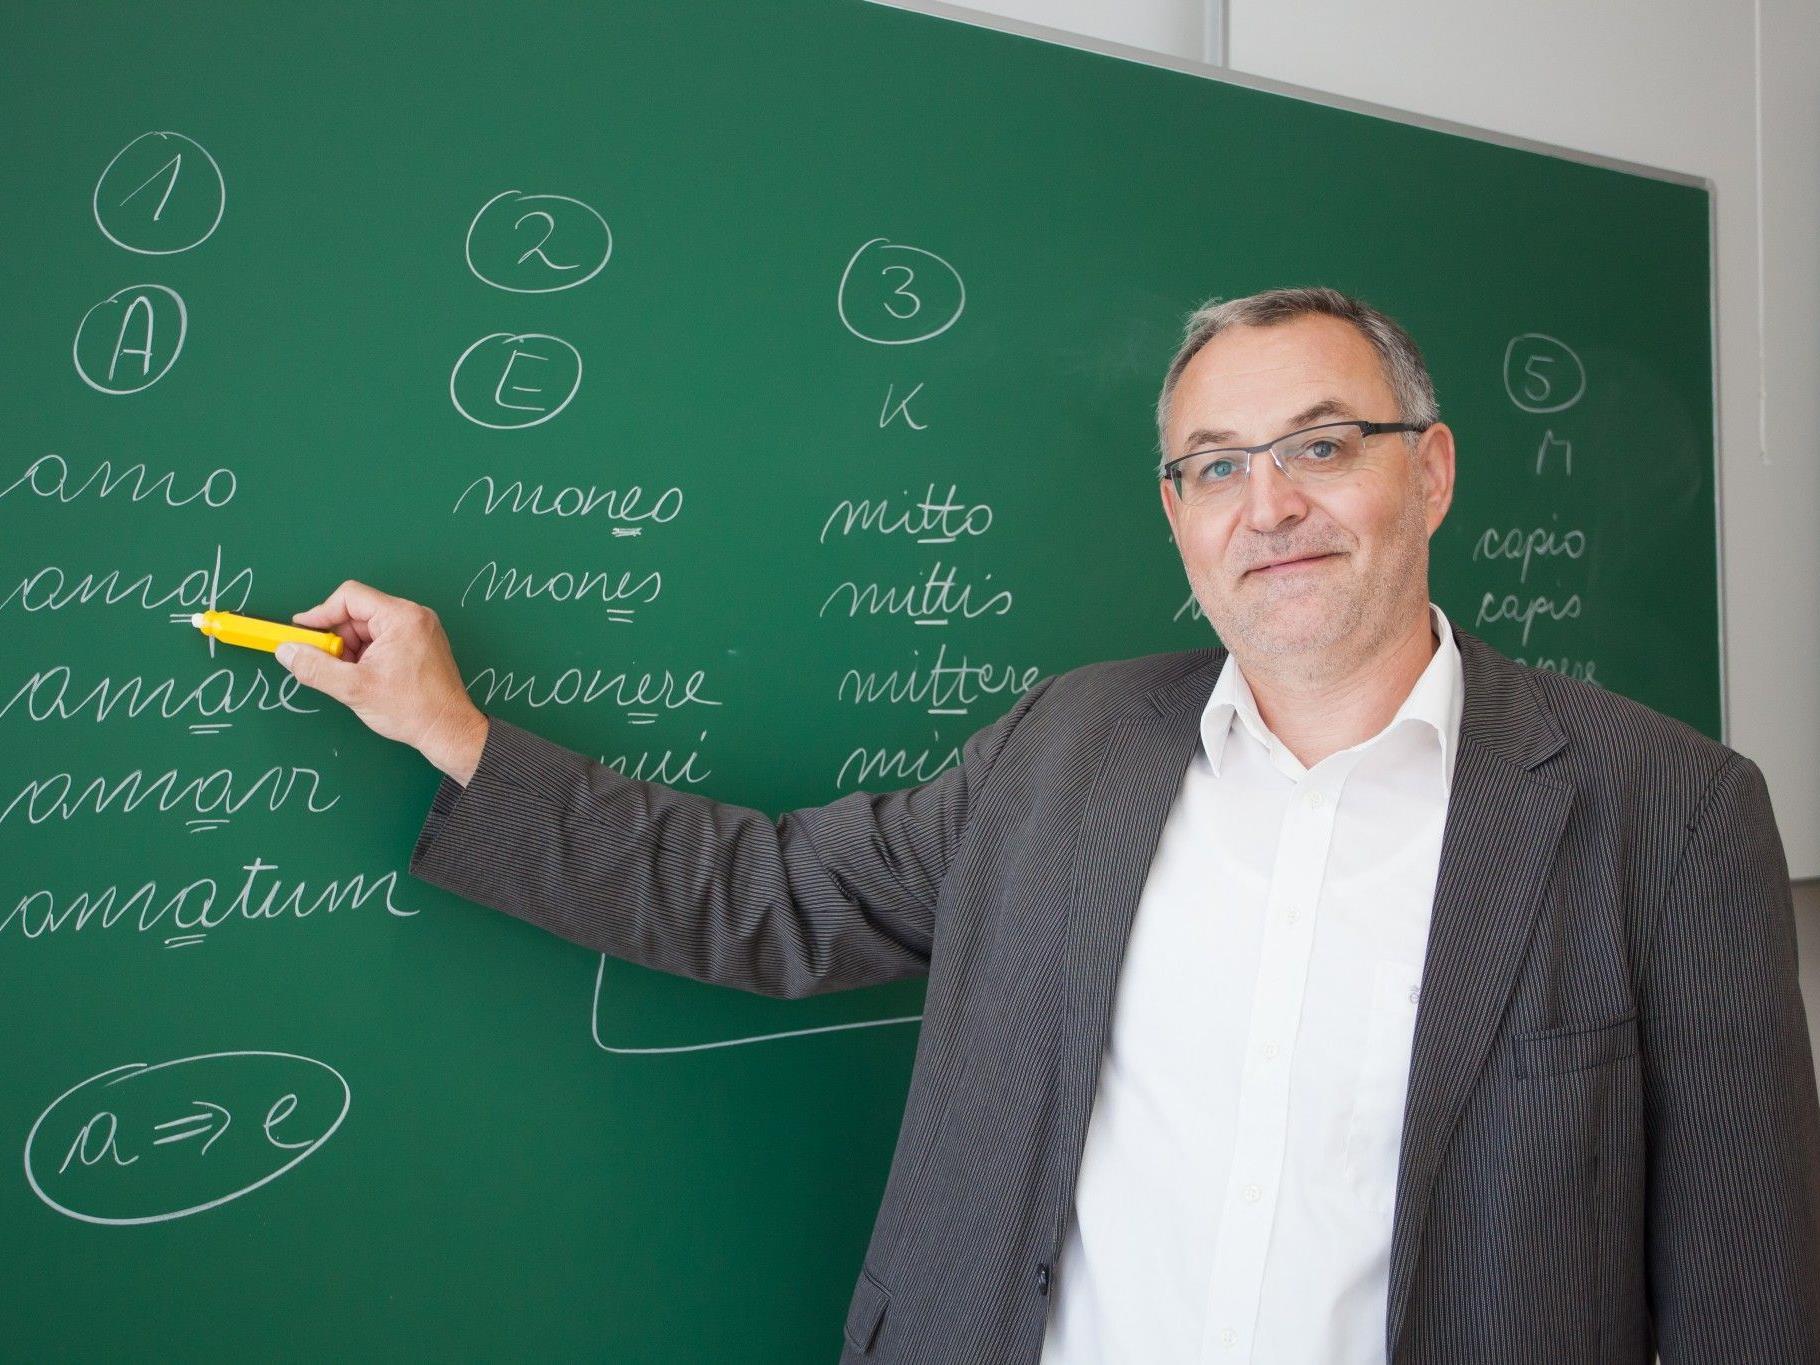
top-left (866, 0), bottom-right (1820, 1080)
top-left (931, 0), bottom-right (1206, 60)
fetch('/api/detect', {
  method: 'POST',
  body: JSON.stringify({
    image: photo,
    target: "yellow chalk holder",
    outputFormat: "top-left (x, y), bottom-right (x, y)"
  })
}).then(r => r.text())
top-left (190, 609), bottom-right (344, 658)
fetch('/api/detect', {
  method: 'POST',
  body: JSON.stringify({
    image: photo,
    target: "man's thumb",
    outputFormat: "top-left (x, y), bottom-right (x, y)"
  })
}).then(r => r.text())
top-left (277, 642), bottom-right (354, 698)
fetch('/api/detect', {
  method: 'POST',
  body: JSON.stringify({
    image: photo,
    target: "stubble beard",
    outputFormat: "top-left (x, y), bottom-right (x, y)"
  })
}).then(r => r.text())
top-left (1194, 494), bottom-right (1431, 674)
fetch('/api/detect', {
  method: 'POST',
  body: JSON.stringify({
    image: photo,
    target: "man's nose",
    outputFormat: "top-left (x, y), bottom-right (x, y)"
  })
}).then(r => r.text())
top-left (1240, 450), bottom-right (1308, 533)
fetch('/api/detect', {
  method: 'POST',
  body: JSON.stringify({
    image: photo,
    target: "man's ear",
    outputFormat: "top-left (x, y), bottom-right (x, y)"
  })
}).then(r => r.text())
top-left (1418, 422), bottom-right (1457, 535)
top-left (1159, 473), bottom-right (1183, 545)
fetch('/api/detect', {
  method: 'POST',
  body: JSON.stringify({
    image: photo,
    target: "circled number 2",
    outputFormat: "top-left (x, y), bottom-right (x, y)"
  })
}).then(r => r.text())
top-left (514, 211), bottom-right (576, 272)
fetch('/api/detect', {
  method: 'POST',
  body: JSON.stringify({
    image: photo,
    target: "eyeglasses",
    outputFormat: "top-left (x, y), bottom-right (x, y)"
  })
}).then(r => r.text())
top-left (1159, 419), bottom-right (1431, 506)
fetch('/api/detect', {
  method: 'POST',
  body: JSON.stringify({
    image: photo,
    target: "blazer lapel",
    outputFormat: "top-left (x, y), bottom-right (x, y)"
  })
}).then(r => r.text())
top-left (1384, 628), bottom-right (1572, 1357)
top-left (1046, 648), bottom-right (1224, 1259)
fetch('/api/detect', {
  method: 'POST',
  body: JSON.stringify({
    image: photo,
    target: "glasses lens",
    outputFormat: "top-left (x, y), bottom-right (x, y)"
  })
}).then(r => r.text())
top-left (1278, 424), bottom-right (1366, 478)
top-left (1169, 424), bottom-right (1381, 503)
top-left (1174, 450), bottom-right (1246, 501)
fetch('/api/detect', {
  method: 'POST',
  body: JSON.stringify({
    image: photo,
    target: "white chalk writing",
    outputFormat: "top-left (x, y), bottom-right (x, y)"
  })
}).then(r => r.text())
top-left (820, 484), bottom-right (993, 544)
top-left (2, 556), bottom-right (253, 614)
top-left (820, 563), bottom-right (1011, 624)
top-left (452, 475), bottom-right (682, 525)
top-left (3, 858), bottom-right (417, 943)
top-left (0, 665), bottom-right (317, 723)
top-left (1474, 591), bottom-right (1583, 645)
top-left (1516, 655), bottom-right (1600, 683)
top-left (460, 562), bottom-right (663, 619)
top-left (26, 1051), bottom-right (348, 1225)
top-left (837, 642), bottom-right (1040, 714)
top-left (836, 740), bottom-right (964, 789)
top-left (0, 765), bottom-right (339, 826)
top-left (600, 730), bottom-right (714, 786)
top-left (0, 454), bottom-right (236, 508)
top-left (1471, 523), bottom-right (1587, 583)
top-left (468, 665), bottom-right (720, 714)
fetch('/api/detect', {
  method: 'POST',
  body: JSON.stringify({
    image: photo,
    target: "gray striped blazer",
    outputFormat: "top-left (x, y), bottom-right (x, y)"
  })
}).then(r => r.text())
top-left (408, 622), bottom-right (1820, 1363)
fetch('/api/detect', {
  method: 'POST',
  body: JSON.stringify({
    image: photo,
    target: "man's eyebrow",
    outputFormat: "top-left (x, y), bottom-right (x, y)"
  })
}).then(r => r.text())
top-left (1181, 398), bottom-right (1362, 451)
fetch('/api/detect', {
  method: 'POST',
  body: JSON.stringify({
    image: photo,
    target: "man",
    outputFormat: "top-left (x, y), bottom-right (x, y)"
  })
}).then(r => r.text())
top-left (278, 287), bottom-right (1820, 1363)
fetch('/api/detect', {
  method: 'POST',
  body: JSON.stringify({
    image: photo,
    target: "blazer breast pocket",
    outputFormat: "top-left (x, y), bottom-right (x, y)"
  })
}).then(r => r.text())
top-left (1511, 1011), bottom-right (1640, 1079)
top-left (843, 1264), bottom-right (891, 1356)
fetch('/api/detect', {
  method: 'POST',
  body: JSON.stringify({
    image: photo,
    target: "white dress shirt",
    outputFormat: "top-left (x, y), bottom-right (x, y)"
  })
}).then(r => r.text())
top-left (1039, 602), bottom-right (1464, 1365)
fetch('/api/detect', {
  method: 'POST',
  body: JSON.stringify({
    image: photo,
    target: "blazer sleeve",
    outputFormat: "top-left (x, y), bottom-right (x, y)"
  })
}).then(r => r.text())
top-left (1638, 750), bottom-right (1820, 1361)
top-left (406, 675), bottom-right (1055, 999)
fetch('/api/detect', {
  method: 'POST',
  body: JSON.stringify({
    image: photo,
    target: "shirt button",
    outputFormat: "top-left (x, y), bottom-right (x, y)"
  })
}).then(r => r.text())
top-left (1284, 910), bottom-right (1299, 925)
top-left (1408, 987), bottom-right (1422, 1006)
top-left (1221, 1327), bottom-right (1237, 1347)
top-left (1305, 789), bottom-right (1325, 808)
top-left (1262, 1042), bottom-right (1280, 1060)
top-left (1242, 1182), bottom-right (1261, 1203)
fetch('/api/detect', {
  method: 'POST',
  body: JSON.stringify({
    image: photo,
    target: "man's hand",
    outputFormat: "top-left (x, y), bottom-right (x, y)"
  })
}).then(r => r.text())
top-left (276, 579), bottom-right (488, 785)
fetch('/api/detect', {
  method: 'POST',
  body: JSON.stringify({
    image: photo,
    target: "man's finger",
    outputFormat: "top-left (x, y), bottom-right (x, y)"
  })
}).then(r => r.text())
top-left (276, 641), bottom-right (359, 701)
top-left (292, 579), bottom-right (394, 630)
top-left (319, 621), bottom-right (365, 656)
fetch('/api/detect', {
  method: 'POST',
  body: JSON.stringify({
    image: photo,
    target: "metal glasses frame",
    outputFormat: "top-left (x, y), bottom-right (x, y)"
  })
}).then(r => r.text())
top-left (1158, 419), bottom-right (1433, 500)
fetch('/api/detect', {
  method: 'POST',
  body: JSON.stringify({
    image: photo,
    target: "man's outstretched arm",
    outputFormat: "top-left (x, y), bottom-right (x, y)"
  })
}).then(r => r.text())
top-left (404, 692), bottom-right (1047, 998)
top-left (278, 578), bottom-right (1052, 1000)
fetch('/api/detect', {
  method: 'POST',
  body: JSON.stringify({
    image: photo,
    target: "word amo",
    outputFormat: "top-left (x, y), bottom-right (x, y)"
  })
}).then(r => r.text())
top-left (819, 484), bottom-right (994, 543)
top-left (2, 556), bottom-right (253, 614)
top-left (452, 476), bottom-right (683, 524)
top-left (821, 563), bottom-right (1013, 623)
top-left (1, 765), bottom-right (339, 826)
top-left (467, 665), bottom-right (721, 713)
top-left (1471, 523), bottom-right (1588, 584)
top-left (1474, 591), bottom-right (1583, 645)
top-left (0, 453), bottom-right (236, 508)
top-left (461, 562), bottom-right (664, 612)
top-left (0, 665), bottom-right (315, 723)
top-left (836, 739), bottom-right (964, 789)
top-left (839, 642), bottom-right (1041, 713)
top-left (3, 858), bottom-right (417, 943)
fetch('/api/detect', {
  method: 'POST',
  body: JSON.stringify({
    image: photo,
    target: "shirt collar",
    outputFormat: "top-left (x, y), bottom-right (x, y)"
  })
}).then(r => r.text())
top-left (1200, 601), bottom-right (1464, 792)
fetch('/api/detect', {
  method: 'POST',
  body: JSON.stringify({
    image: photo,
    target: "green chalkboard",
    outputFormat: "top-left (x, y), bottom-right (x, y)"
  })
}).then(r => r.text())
top-left (0, 0), bottom-right (1716, 1358)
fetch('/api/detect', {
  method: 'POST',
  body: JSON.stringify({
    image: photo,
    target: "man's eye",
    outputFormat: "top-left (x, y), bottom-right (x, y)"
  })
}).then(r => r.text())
top-left (1199, 457), bottom-right (1238, 481)
top-left (1302, 439), bottom-right (1339, 461)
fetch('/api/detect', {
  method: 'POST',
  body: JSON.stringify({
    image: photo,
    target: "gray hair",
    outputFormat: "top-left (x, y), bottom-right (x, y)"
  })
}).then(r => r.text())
top-left (1154, 286), bottom-right (1439, 456)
